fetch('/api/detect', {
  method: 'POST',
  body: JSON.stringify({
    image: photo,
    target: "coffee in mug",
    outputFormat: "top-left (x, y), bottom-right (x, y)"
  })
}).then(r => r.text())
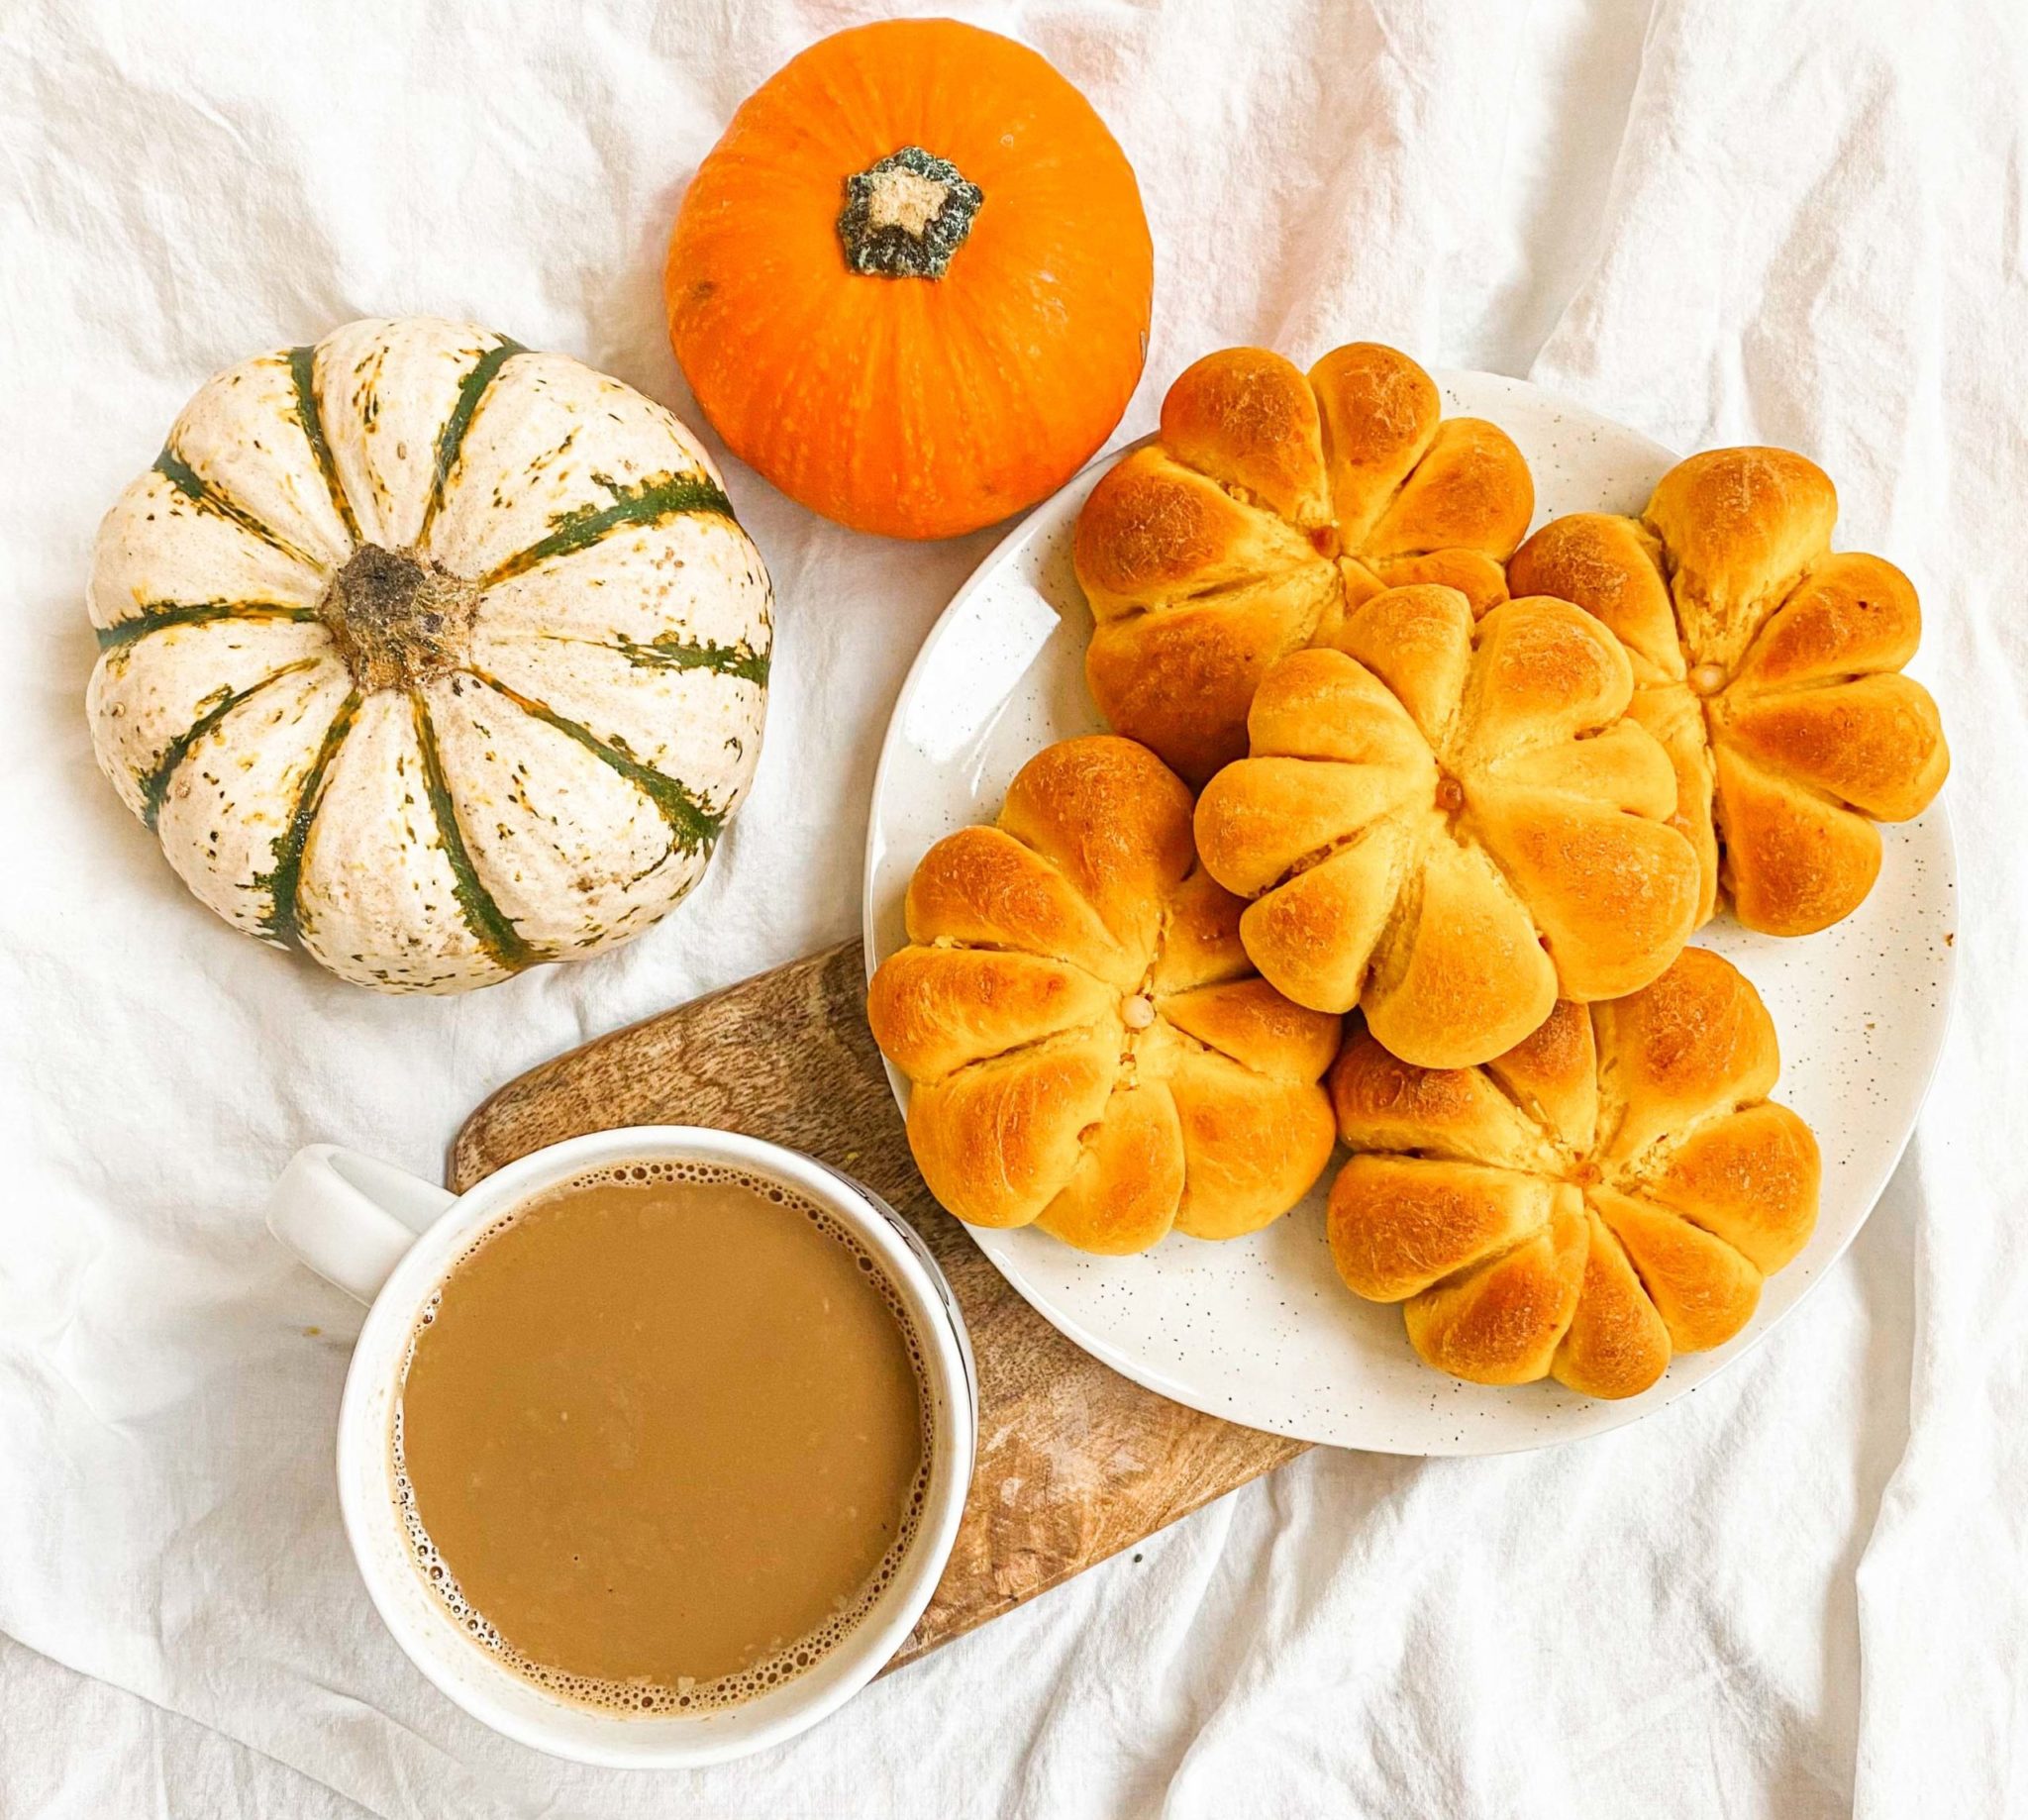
top-left (390, 1158), bottom-right (932, 1712)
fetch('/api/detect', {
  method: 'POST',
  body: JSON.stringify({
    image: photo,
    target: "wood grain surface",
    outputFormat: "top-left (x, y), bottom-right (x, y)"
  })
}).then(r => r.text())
top-left (450, 939), bottom-right (1310, 1672)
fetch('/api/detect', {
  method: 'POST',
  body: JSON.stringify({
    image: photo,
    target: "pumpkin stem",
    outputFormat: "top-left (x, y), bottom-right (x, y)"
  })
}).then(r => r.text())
top-left (318, 544), bottom-right (480, 691)
top-left (838, 146), bottom-right (983, 279)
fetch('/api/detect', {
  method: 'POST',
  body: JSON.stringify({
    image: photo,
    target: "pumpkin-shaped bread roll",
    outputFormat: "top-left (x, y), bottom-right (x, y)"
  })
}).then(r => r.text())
top-left (867, 736), bottom-right (1342, 1255)
top-left (1508, 448), bottom-right (1949, 935)
top-left (1075, 343), bottom-right (1534, 783)
top-left (1326, 948), bottom-right (1819, 1398)
top-left (1192, 583), bottom-right (1701, 1067)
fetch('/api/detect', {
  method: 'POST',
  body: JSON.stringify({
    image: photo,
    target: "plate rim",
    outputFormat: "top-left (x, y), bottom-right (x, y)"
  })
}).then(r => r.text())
top-left (860, 368), bottom-right (1960, 1456)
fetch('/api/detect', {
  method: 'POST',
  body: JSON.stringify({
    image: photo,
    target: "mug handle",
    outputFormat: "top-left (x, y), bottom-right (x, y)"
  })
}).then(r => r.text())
top-left (266, 1145), bottom-right (458, 1304)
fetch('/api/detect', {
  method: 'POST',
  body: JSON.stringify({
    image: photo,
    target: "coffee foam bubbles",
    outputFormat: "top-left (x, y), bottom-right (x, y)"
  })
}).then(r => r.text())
top-left (389, 1160), bottom-right (936, 1717)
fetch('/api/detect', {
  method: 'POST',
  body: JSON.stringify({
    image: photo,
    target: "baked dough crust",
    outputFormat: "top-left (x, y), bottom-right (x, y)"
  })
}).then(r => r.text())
top-left (868, 736), bottom-right (1342, 1253)
top-left (1193, 583), bottom-right (1701, 1066)
top-left (1326, 948), bottom-right (1820, 1398)
top-left (1509, 448), bottom-right (1949, 934)
top-left (1075, 344), bottom-right (1533, 783)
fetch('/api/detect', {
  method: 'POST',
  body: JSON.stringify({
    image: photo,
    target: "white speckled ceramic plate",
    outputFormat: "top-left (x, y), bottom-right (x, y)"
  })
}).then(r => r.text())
top-left (862, 370), bottom-right (1957, 1456)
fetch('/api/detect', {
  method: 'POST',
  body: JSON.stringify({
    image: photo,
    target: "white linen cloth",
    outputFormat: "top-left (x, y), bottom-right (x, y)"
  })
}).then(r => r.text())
top-left (1, 0), bottom-right (2022, 1812)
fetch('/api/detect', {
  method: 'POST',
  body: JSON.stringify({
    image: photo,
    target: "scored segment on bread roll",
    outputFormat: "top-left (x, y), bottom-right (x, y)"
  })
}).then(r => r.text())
top-left (1074, 343), bottom-right (1534, 784)
top-left (1191, 582), bottom-right (1702, 1068)
top-left (1508, 446), bottom-right (1950, 936)
top-left (1324, 947), bottom-right (1821, 1399)
top-left (866, 735), bottom-right (1342, 1255)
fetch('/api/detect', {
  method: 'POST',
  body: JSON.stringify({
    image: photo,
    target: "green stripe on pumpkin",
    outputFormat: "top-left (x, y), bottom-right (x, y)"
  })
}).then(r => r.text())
top-left (608, 630), bottom-right (770, 686)
top-left (472, 670), bottom-right (726, 855)
top-left (152, 447), bottom-right (320, 567)
top-left (408, 690), bottom-right (536, 972)
top-left (138, 658), bottom-right (322, 832)
top-left (254, 687), bottom-right (359, 948)
top-left (288, 344), bottom-right (361, 545)
top-left (477, 471), bottom-right (735, 588)
top-left (416, 337), bottom-right (525, 542)
top-left (95, 601), bottom-right (322, 650)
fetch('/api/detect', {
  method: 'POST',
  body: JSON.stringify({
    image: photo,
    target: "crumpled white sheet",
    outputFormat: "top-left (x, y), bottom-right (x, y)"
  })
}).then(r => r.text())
top-left (2, 0), bottom-right (2023, 1814)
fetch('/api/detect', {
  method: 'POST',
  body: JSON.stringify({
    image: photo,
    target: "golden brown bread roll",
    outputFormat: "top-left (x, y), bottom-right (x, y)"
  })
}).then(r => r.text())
top-left (1075, 343), bottom-right (1534, 783)
top-left (866, 736), bottom-right (1343, 1254)
top-left (1192, 583), bottom-right (1701, 1066)
top-left (1326, 947), bottom-right (1820, 1398)
top-left (1507, 447), bottom-right (1949, 935)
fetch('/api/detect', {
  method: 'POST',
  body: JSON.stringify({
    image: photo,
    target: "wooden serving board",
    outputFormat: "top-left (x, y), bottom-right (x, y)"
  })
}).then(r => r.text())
top-left (450, 940), bottom-right (1309, 1671)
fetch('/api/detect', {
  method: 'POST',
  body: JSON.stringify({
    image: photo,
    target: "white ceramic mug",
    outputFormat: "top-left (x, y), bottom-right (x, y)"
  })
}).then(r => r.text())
top-left (266, 1125), bottom-right (978, 1769)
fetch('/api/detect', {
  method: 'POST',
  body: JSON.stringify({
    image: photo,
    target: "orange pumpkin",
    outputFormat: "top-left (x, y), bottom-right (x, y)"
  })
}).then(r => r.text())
top-left (664, 19), bottom-right (1155, 541)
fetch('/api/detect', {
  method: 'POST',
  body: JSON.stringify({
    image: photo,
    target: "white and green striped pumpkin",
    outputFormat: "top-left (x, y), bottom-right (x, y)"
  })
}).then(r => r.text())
top-left (86, 316), bottom-right (771, 992)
